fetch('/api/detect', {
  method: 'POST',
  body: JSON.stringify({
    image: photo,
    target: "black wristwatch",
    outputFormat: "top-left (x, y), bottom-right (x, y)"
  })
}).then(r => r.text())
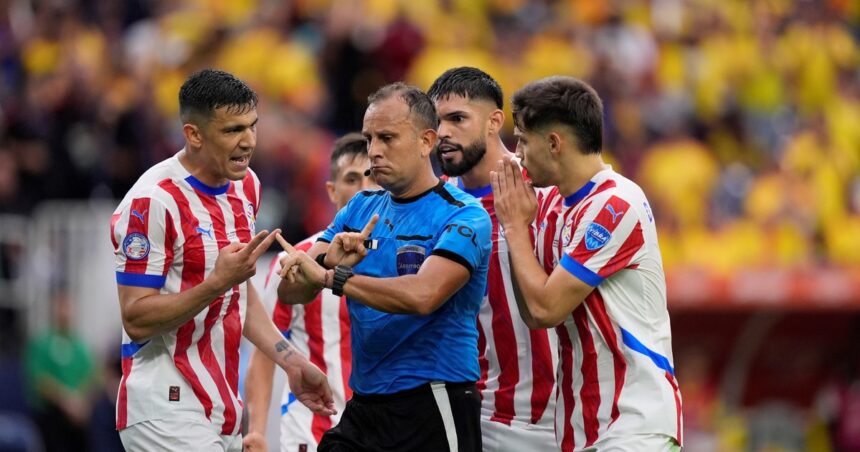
top-left (331, 265), bottom-right (354, 296)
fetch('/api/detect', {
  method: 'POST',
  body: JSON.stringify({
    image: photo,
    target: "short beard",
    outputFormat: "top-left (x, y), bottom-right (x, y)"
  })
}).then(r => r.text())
top-left (434, 139), bottom-right (487, 177)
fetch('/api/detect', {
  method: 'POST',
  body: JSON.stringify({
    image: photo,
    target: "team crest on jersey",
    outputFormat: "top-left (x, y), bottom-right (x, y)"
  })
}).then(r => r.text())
top-left (123, 233), bottom-right (150, 260)
top-left (396, 245), bottom-right (425, 276)
top-left (245, 203), bottom-right (256, 234)
top-left (562, 220), bottom-right (574, 246)
top-left (584, 222), bottom-right (611, 250)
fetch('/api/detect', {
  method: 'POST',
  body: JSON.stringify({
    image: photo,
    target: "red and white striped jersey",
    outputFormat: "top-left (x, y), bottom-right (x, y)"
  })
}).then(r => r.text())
top-left (261, 233), bottom-right (351, 450)
top-left (446, 177), bottom-right (558, 429)
top-left (533, 168), bottom-right (683, 450)
top-left (110, 153), bottom-right (260, 435)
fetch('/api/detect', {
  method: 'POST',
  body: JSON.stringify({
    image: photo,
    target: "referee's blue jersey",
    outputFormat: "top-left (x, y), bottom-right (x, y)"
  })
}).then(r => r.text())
top-left (320, 180), bottom-right (492, 395)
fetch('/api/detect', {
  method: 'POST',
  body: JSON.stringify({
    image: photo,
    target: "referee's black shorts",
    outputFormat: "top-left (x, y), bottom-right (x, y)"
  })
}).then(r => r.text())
top-left (318, 381), bottom-right (481, 452)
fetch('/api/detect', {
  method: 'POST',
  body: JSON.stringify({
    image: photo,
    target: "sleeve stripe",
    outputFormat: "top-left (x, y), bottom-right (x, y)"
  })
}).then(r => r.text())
top-left (432, 249), bottom-right (475, 275)
top-left (560, 254), bottom-right (604, 286)
top-left (116, 272), bottom-right (166, 288)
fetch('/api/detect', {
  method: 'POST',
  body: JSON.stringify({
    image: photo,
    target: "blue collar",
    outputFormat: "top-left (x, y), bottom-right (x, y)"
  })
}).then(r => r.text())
top-left (563, 181), bottom-right (595, 207)
top-left (456, 178), bottom-right (493, 198)
top-left (185, 175), bottom-right (230, 196)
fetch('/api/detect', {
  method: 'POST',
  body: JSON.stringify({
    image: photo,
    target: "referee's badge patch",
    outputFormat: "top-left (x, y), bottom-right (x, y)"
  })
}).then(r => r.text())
top-left (584, 222), bottom-right (611, 250)
top-left (396, 245), bottom-right (425, 276)
top-left (123, 233), bottom-right (151, 261)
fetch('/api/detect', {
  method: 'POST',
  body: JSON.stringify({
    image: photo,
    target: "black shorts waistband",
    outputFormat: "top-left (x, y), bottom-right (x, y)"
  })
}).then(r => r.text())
top-left (351, 381), bottom-right (475, 404)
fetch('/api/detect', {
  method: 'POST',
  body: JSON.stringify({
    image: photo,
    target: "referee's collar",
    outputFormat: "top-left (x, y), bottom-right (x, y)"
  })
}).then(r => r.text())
top-left (391, 179), bottom-right (444, 204)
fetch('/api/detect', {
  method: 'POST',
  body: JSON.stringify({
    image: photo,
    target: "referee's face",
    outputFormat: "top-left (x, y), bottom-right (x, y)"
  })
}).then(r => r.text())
top-left (362, 97), bottom-right (427, 195)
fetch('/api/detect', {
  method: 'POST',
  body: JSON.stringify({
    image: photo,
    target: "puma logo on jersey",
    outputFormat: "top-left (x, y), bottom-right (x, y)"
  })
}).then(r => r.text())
top-left (130, 209), bottom-right (148, 223)
top-left (196, 224), bottom-right (213, 240)
top-left (605, 204), bottom-right (624, 224)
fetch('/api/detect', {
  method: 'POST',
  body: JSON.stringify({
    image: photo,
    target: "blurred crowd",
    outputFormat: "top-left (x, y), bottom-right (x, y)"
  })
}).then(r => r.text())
top-left (0, 0), bottom-right (858, 269)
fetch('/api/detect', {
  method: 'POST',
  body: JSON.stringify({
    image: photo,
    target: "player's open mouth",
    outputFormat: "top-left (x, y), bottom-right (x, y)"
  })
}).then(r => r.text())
top-left (230, 154), bottom-right (250, 169)
top-left (438, 144), bottom-right (461, 160)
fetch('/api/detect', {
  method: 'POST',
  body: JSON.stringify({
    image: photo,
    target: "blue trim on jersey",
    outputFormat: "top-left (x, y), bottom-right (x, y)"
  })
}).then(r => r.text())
top-left (185, 175), bottom-right (230, 196)
top-left (280, 393), bottom-right (297, 415)
top-left (281, 330), bottom-right (291, 340)
top-left (564, 181), bottom-right (596, 207)
top-left (560, 254), bottom-right (603, 286)
top-left (116, 272), bottom-right (166, 288)
top-left (456, 179), bottom-right (493, 198)
top-left (621, 328), bottom-right (675, 376)
top-left (121, 341), bottom-right (149, 358)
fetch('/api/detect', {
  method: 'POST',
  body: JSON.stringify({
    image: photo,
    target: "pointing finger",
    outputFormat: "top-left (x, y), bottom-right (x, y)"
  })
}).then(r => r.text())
top-left (239, 230), bottom-right (269, 257)
top-left (275, 232), bottom-right (297, 254)
top-left (249, 229), bottom-right (279, 260)
top-left (360, 214), bottom-right (379, 239)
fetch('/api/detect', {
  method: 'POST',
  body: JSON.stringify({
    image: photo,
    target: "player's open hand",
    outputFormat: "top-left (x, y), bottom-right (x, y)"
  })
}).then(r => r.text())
top-left (285, 359), bottom-right (337, 417)
top-left (210, 229), bottom-right (280, 292)
top-left (326, 214), bottom-right (379, 268)
top-left (491, 158), bottom-right (537, 232)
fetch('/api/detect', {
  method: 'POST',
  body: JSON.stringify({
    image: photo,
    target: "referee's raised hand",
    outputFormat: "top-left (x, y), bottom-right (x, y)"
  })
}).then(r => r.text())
top-left (325, 214), bottom-right (379, 268)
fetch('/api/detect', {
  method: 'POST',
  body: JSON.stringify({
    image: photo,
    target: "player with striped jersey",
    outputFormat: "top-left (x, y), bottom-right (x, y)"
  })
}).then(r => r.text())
top-left (111, 69), bottom-right (334, 452)
top-left (244, 133), bottom-right (379, 452)
top-left (492, 76), bottom-right (682, 451)
top-left (428, 67), bottom-right (557, 451)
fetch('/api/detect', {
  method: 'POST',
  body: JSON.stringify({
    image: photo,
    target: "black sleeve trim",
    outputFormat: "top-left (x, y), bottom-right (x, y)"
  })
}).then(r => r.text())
top-left (431, 249), bottom-right (475, 275)
top-left (316, 237), bottom-right (331, 243)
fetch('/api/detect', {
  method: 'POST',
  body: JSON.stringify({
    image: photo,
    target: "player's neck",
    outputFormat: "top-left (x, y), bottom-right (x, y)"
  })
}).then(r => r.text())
top-left (459, 136), bottom-right (511, 189)
top-left (178, 148), bottom-right (228, 188)
top-left (557, 153), bottom-right (609, 198)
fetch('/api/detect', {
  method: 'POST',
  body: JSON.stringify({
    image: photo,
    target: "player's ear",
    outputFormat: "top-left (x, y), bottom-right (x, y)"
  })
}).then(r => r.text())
top-left (548, 132), bottom-right (562, 156)
top-left (183, 123), bottom-right (203, 149)
top-left (325, 181), bottom-right (336, 204)
top-left (419, 128), bottom-right (438, 158)
top-left (487, 109), bottom-right (505, 136)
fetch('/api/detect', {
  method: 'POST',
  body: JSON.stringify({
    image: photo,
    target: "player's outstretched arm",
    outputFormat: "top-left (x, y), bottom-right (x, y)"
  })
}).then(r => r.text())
top-left (117, 229), bottom-right (279, 342)
top-left (492, 158), bottom-right (593, 328)
top-left (243, 283), bottom-right (335, 416)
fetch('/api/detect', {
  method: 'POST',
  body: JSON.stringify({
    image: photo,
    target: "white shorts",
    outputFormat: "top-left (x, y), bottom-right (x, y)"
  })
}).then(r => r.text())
top-left (119, 419), bottom-right (242, 452)
top-left (580, 434), bottom-right (681, 452)
top-left (481, 417), bottom-right (557, 452)
top-left (279, 405), bottom-right (320, 452)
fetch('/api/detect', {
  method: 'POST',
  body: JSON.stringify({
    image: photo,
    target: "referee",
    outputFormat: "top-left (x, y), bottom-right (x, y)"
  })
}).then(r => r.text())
top-left (276, 82), bottom-right (492, 452)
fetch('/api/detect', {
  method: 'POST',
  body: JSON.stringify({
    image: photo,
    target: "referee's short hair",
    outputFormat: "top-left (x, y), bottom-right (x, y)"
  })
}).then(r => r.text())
top-left (330, 133), bottom-right (368, 181)
top-left (368, 82), bottom-right (439, 132)
top-left (512, 76), bottom-right (603, 154)
top-left (427, 67), bottom-right (503, 109)
top-left (179, 69), bottom-right (258, 125)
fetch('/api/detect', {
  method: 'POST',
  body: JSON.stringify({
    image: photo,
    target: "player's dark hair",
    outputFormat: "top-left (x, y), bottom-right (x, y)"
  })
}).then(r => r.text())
top-left (427, 67), bottom-right (503, 109)
top-left (330, 132), bottom-right (368, 180)
top-left (179, 69), bottom-right (258, 124)
top-left (367, 82), bottom-right (439, 131)
top-left (511, 76), bottom-right (603, 154)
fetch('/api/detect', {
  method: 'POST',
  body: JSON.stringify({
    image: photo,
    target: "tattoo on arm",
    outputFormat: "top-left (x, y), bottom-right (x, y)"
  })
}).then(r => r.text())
top-left (274, 340), bottom-right (296, 361)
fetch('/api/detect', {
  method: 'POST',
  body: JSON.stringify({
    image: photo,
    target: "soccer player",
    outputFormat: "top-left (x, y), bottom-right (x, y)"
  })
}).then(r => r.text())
top-left (491, 76), bottom-right (683, 451)
top-left (243, 133), bottom-right (378, 452)
top-left (427, 67), bottom-right (557, 451)
top-left (110, 69), bottom-right (334, 452)
top-left (277, 82), bottom-right (492, 452)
